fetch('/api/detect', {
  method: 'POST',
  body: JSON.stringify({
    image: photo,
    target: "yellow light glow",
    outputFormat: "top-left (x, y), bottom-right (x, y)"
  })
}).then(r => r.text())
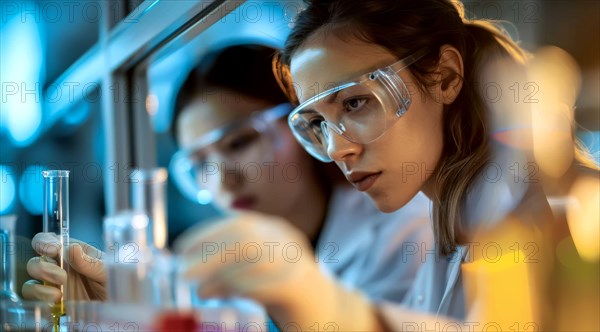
top-left (462, 249), bottom-right (537, 329)
top-left (566, 176), bottom-right (600, 262)
top-left (528, 46), bottom-right (581, 178)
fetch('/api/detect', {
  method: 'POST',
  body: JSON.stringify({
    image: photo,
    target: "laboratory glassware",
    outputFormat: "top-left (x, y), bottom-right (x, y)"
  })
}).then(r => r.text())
top-left (42, 170), bottom-right (70, 331)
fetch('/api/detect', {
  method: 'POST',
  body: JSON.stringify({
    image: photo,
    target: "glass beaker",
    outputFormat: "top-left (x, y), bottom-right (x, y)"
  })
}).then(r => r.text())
top-left (130, 168), bottom-right (168, 250)
top-left (103, 210), bottom-right (153, 304)
top-left (1, 215), bottom-right (19, 302)
top-left (1, 215), bottom-right (23, 330)
top-left (1, 300), bottom-right (53, 332)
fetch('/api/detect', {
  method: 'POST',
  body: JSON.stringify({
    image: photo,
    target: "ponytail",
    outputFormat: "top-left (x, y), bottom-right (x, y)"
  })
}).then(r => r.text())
top-left (277, 0), bottom-right (592, 255)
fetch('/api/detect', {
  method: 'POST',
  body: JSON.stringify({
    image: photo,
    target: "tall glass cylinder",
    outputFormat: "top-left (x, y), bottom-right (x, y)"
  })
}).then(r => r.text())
top-left (1, 215), bottom-right (22, 330)
top-left (130, 168), bottom-right (168, 250)
top-left (103, 211), bottom-right (152, 304)
top-left (0, 215), bottom-right (19, 302)
top-left (42, 170), bottom-right (69, 330)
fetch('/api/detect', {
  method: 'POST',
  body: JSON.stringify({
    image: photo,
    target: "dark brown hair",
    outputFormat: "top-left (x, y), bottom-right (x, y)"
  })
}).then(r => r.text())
top-left (275, 0), bottom-right (529, 255)
top-left (173, 44), bottom-right (288, 140)
top-left (173, 43), bottom-right (345, 196)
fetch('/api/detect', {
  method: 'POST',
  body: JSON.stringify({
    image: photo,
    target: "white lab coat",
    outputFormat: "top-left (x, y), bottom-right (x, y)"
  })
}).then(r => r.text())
top-left (316, 185), bottom-right (432, 303)
top-left (195, 185), bottom-right (431, 329)
top-left (209, 185), bottom-right (432, 331)
top-left (400, 244), bottom-right (469, 319)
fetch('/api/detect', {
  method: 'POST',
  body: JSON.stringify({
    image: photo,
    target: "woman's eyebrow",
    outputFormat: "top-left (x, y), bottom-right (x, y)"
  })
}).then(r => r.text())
top-left (297, 89), bottom-right (342, 114)
top-left (298, 109), bottom-right (318, 116)
top-left (324, 90), bottom-right (341, 104)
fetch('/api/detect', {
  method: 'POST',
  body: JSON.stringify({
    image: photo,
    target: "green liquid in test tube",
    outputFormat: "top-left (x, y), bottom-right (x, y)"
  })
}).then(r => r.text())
top-left (42, 170), bottom-right (70, 332)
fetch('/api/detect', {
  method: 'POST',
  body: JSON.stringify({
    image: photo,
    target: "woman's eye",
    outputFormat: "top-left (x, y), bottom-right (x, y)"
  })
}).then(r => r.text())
top-left (344, 97), bottom-right (367, 112)
top-left (190, 152), bottom-right (207, 168)
top-left (224, 131), bottom-right (260, 152)
top-left (309, 117), bottom-right (324, 129)
top-left (227, 136), bottom-right (251, 151)
top-left (228, 138), bottom-right (250, 150)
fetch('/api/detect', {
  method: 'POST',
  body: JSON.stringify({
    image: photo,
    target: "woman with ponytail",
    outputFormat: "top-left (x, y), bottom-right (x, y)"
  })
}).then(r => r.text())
top-left (176, 1), bottom-right (597, 330)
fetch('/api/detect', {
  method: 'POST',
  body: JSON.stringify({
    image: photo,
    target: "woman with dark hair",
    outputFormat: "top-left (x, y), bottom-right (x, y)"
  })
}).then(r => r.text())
top-left (170, 43), bottom-right (431, 302)
top-left (176, 1), bottom-right (598, 330)
top-left (21, 43), bottom-right (431, 319)
top-left (170, 42), bottom-right (431, 304)
top-left (171, 43), bottom-right (336, 242)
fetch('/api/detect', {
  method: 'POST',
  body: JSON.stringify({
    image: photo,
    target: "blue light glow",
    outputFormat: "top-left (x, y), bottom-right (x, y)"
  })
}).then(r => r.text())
top-left (196, 189), bottom-right (213, 205)
top-left (0, 14), bottom-right (45, 147)
top-left (578, 131), bottom-right (600, 165)
top-left (19, 165), bottom-right (46, 215)
top-left (61, 102), bottom-right (90, 126)
top-left (0, 165), bottom-right (17, 214)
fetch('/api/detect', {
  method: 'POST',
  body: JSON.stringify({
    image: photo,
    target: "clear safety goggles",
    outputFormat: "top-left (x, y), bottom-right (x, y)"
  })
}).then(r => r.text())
top-left (169, 103), bottom-right (292, 204)
top-left (288, 52), bottom-right (424, 162)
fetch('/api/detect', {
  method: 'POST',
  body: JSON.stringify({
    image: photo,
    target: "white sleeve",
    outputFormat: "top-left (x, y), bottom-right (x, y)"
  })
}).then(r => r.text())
top-left (317, 187), bottom-right (433, 304)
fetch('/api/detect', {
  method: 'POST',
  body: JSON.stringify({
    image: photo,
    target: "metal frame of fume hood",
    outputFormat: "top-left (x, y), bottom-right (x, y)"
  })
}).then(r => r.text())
top-left (42, 0), bottom-right (246, 214)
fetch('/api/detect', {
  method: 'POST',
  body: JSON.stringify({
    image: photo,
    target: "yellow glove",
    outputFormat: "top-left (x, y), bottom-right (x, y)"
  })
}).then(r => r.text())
top-left (22, 232), bottom-right (107, 302)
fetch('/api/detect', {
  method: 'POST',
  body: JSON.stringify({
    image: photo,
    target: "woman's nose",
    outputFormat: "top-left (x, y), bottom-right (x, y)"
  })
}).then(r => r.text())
top-left (203, 151), bottom-right (244, 192)
top-left (219, 161), bottom-right (244, 191)
top-left (325, 128), bottom-right (361, 162)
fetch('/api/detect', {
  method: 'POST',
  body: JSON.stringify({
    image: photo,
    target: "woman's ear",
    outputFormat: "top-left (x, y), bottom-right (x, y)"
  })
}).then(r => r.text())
top-left (435, 44), bottom-right (464, 104)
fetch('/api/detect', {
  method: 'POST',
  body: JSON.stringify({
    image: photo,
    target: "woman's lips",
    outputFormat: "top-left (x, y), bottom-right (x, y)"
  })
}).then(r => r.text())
top-left (346, 171), bottom-right (382, 192)
top-left (231, 196), bottom-right (257, 210)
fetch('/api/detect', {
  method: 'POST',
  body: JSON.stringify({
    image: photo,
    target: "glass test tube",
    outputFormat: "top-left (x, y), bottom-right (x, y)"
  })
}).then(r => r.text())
top-left (104, 211), bottom-right (152, 304)
top-left (42, 170), bottom-right (70, 330)
top-left (130, 168), bottom-right (183, 308)
top-left (1, 215), bottom-right (19, 302)
top-left (130, 168), bottom-right (168, 250)
top-left (1, 215), bottom-right (24, 331)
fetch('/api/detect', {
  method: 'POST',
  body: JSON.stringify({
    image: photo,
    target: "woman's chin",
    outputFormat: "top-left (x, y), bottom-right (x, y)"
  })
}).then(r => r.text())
top-left (369, 192), bottom-right (416, 213)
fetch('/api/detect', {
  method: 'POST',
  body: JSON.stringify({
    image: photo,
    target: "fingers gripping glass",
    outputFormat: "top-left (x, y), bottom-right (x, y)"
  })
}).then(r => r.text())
top-left (170, 103), bottom-right (292, 204)
top-left (288, 52), bottom-right (424, 162)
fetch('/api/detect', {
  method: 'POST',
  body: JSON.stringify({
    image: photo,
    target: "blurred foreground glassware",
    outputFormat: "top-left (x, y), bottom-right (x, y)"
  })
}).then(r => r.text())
top-left (103, 209), bottom-right (185, 308)
top-left (1, 215), bottom-right (19, 302)
top-left (103, 210), bottom-right (153, 304)
top-left (130, 168), bottom-right (168, 250)
top-left (130, 168), bottom-right (181, 308)
top-left (1, 300), bottom-right (52, 332)
top-left (42, 170), bottom-right (70, 332)
top-left (66, 301), bottom-right (102, 332)
top-left (1, 215), bottom-right (23, 330)
top-left (63, 298), bottom-right (268, 332)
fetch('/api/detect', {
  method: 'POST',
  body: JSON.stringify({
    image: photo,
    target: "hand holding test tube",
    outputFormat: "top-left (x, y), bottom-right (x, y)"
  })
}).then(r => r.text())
top-left (23, 234), bottom-right (107, 302)
top-left (23, 170), bottom-right (107, 307)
